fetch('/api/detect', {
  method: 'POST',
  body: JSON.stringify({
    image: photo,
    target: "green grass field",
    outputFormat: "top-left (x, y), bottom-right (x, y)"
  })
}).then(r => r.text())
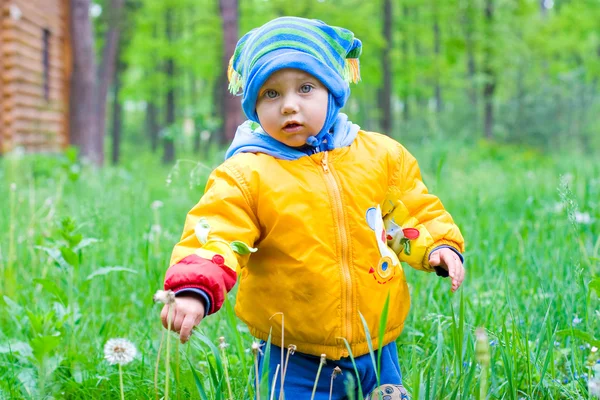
top-left (1, 140), bottom-right (598, 399)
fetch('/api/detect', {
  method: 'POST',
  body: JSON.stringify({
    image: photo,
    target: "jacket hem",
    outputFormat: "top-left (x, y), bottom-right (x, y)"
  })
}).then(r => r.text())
top-left (248, 323), bottom-right (405, 361)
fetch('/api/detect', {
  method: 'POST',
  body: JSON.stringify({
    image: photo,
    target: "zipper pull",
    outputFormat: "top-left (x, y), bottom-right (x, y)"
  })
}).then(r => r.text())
top-left (321, 152), bottom-right (330, 173)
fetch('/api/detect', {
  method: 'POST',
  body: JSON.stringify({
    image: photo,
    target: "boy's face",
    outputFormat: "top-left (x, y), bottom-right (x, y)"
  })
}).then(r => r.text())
top-left (256, 68), bottom-right (328, 148)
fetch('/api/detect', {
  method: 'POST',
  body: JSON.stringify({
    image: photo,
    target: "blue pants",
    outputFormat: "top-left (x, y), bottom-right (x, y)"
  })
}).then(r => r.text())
top-left (257, 342), bottom-right (402, 399)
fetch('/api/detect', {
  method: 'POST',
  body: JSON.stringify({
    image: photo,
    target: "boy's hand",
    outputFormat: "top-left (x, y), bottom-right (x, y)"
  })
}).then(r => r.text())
top-left (429, 248), bottom-right (464, 292)
top-left (160, 295), bottom-right (205, 344)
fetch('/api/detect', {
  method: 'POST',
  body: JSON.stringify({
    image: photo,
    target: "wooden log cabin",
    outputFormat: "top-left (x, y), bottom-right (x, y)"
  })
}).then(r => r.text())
top-left (0, 0), bottom-right (71, 153)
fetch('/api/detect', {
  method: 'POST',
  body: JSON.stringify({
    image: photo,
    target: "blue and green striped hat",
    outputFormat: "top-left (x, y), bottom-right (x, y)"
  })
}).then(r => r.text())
top-left (228, 17), bottom-right (362, 148)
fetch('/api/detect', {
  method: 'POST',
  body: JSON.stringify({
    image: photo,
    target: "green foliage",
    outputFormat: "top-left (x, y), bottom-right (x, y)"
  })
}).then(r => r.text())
top-left (111, 0), bottom-right (600, 153)
top-left (1, 140), bottom-right (599, 398)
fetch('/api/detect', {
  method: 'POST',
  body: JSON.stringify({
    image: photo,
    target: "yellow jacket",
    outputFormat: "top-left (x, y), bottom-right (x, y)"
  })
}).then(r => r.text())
top-left (167, 130), bottom-right (464, 360)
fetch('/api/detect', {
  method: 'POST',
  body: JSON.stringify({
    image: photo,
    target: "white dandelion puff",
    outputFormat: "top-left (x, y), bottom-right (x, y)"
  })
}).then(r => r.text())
top-left (251, 341), bottom-right (264, 356)
top-left (151, 200), bottom-right (164, 210)
top-left (104, 338), bottom-right (137, 366)
top-left (153, 290), bottom-right (175, 305)
top-left (574, 211), bottom-right (592, 225)
top-left (219, 337), bottom-right (230, 350)
top-left (589, 364), bottom-right (600, 398)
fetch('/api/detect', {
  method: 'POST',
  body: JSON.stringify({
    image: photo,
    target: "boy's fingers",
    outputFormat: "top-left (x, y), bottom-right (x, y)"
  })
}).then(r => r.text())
top-left (429, 251), bottom-right (441, 266)
top-left (180, 314), bottom-right (198, 343)
top-left (172, 311), bottom-right (185, 333)
top-left (160, 305), bottom-right (170, 329)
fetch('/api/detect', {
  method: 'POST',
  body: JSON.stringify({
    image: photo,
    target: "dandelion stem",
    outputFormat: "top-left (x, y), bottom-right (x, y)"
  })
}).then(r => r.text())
top-left (119, 363), bottom-right (125, 400)
top-left (269, 364), bottom-right (281, 400)
top-left (328, 375), bottom-right (334, 400)
top-left (165, 303), bottom-right (173, 400)
top-left (475, 328), bottom-right (490, 400)
top-left (328, 367), bottom-right (341, 400)
top-left (269, 312), bottom-right (285, 399)
top-left (176, 339), bottom-right (180, 400)
top-left (310, 355), bottom-right (327, 400)
top-left (154, 329), bottom-right (165, 400)
top-left (279, 345), bottom-right (296, 400)
top-left (254, 350), bottom-right (261, 400)
top-left (479, 367), bottom-right (487, 400)
top-left (220, 337), bottom-right (234, 400)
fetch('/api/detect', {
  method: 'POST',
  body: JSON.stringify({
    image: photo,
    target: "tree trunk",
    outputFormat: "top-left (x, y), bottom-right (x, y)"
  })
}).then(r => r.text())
top-left (483, 0), bottom-right (496, 139)
top-left (540, 0), bottom-right (548, 17)
top-left (147, 101), bottom-right (159, 152)
top-left (69, 0), bottom-right (99, 163)
top-left (464, 0), bottom-right (478, 107)
top-left (97, 0), bottom-right (125, 166)
top-left (163, 8), bottom-right (176, 164)
top-left (433, 1), bottom-right (443, 113)
top-left (401, 4), bottom-right (410, 121)
top-left (412, 7), bottom-right (426, 111)
top-left (219, 0), bottom-right (243, 143)
top-left (379, 0), bottom-right (393, 133)
top-left (190, 74), bottom-right (202, 153)
top-left (111, 56), bottom-right (124, 165)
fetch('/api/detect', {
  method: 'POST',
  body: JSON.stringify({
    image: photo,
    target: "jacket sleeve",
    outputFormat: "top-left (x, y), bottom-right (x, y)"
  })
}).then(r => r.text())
top-left (164, 162), bottom-right (261, 314)
top-left (382, 143), bottom-right (465, 272)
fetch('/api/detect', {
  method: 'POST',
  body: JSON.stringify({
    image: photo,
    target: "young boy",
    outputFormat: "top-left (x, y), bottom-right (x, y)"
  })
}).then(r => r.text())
top-left (160, 17), bottom-right (465, 399)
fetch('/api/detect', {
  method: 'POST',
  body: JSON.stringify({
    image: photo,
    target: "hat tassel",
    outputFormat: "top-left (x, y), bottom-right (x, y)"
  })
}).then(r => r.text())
top-left (343, 58), bottom-right (361, 84)
top-left (227, 55), bottom-right (243, 95)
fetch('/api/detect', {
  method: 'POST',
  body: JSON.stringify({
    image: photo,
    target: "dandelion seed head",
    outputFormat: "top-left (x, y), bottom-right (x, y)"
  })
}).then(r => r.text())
top-left (153, 289), bottom-right (175, 305)
top-left (332, 366), bottom-right (342, 378)
top-left (151, 200), bottom-right (164, 210)
top-left (574, 211), bottom-right (592, 225)
top-left (104, 338), bottom-right (137, 365)
top-left (553, 202), bottom-right (564, 213)
top-left (10, 183), bottom-right (17, 192)
top-left (251, 342), bottom-right (264, 356)
top-left (319, 354), bottom-right (327, 365)
top-left (288, 344), bottom-right (297, 355)
top-left (589, 379), bottom-right (600, 397)
top-left (219, 337), bottom-right (230, 350)
top-left (200, 130), bottom-right (211, 142)
top-left (592, 347), bottom-right (598, 353)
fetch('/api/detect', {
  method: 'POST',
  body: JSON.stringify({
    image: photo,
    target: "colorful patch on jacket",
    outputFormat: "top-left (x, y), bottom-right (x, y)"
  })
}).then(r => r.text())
top-left (384, 217), bottom-right (420, 256)
top-left (365, 205), bottom-right (401, 284)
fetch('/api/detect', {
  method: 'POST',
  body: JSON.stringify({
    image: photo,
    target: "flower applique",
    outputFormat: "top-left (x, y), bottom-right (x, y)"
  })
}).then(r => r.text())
top-left (194, 217), bottom-right (257, 257)
top-left (230, 241), bottom-right (257, 255)
top-left (194, 217), bottom-right (211, 245)
top-left (366, 205), bottom-right (401, 284)
top-left (384, 218), bottom-right (420, 256)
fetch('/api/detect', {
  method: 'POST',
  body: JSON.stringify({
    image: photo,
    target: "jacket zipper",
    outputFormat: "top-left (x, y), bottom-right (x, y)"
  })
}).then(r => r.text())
top-left (321, 151), bottom-right (352, 356)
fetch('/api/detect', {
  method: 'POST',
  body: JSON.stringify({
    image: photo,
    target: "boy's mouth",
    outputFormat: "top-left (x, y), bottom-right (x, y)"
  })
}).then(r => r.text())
top-left (282, 121), bottom-right (303, 133)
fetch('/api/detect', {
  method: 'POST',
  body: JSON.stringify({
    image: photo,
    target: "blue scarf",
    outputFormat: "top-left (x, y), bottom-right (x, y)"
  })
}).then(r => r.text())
top-left (225, 113), bottom-right (360, 161)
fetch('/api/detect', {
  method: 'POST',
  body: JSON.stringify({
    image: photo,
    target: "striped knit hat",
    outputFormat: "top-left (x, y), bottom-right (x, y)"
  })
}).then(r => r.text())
top-left (227, 17), bottom-right (362, 149)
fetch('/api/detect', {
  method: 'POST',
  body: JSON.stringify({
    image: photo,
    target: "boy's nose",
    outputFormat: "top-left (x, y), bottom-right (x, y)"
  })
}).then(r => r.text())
top-left (281, 96), bottom-right (299, 114)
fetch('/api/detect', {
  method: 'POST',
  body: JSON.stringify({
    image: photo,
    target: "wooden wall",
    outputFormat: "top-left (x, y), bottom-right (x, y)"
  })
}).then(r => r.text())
top-left (0, 0), bottom-right (71, 153)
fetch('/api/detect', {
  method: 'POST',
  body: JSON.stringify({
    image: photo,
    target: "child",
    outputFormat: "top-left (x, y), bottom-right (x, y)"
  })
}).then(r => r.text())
top-left (160, 16), bottom-right (465, 399)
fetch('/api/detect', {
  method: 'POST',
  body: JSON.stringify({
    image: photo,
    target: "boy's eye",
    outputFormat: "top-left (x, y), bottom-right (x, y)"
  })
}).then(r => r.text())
top-left (264, 90), bottom-right (278, 99)
top-left (300, 85), bottom-right (313, 94)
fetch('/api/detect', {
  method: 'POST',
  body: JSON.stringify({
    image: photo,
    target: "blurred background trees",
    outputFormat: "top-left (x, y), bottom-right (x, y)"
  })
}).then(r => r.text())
top-left (75, 0), bottom-right (600, 165)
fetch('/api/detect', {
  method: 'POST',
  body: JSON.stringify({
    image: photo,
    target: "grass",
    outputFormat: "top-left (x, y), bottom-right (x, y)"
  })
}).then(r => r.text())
top-left (0, 139), bottom-right (598, 399)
